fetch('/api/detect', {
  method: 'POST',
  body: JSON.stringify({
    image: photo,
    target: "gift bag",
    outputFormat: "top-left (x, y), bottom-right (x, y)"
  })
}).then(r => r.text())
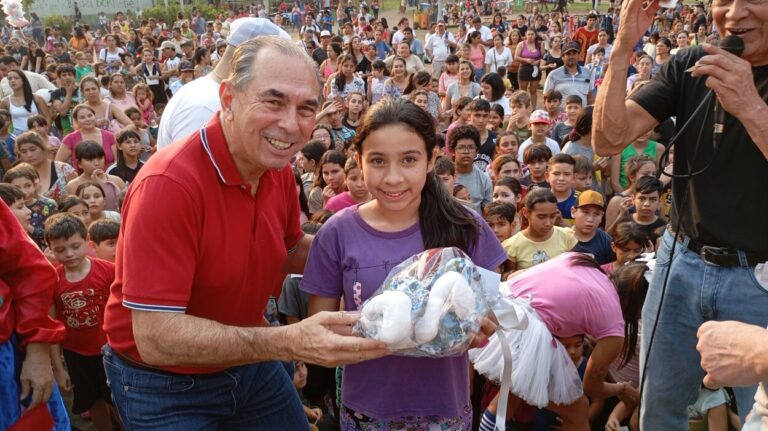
top-left (354, 247), bottom-right (497, 357)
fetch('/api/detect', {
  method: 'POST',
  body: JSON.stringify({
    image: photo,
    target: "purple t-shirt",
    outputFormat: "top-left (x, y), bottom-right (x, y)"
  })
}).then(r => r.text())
top-left (301, 205), bottom-right (506, 419)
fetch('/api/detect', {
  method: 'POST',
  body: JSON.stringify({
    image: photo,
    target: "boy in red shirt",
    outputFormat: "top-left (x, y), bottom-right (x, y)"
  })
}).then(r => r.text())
top-left (572, 14), bottom-right (599, 64)
top-left (45, 213), bottom-right (118, 431)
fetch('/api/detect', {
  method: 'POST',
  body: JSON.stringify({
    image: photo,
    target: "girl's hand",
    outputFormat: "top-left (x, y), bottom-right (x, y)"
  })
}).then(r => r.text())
top-left (468, 317), bottom-right (497, 349)
top-left (617, 382), bottom-right (640, 407)
top-left (605, 416), bottom-right (621, 431)
top-left (91, 169), bottom-right (107, 183)
top-left (307, 407), bottom-right (322, 422)
top-left (619, 196), bottom-right (633, 214)
top-left (53, 367), bottom-right (72, 392)
top-left (322, 185), bottom-right (336, 202)
top-left (594, 156), bottom-right (609, 170)
top-left (95, 118), bottom-right (109, 129)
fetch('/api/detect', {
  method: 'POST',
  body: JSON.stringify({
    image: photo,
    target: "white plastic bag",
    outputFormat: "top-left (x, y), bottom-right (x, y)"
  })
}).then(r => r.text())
top-left (353, 247), bottom-right (497, 357)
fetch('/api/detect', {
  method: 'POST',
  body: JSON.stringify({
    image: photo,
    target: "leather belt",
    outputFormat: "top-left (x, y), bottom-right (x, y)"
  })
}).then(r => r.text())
top-left (109, 346), bottom-right (182, 376)
top-left (669, 227), bottom-right (768, 267)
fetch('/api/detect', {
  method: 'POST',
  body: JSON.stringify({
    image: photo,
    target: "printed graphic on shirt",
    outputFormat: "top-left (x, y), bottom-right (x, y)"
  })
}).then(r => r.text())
top-left (60, 289), bottom-right (107, 329)
top-left (531, 250), bottom-right (550, 267)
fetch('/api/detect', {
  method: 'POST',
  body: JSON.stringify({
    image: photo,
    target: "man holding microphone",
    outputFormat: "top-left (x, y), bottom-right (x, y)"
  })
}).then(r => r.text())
top-left (593, 0), bottom-right (768, 428)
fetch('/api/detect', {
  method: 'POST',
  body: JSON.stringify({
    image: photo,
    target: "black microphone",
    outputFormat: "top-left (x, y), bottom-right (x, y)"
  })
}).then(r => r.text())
top-left (713, 35), bottom-right (744, 137)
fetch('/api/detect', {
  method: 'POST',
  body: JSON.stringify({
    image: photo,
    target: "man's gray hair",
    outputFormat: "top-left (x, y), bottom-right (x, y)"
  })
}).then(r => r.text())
top-left (228, 36), bottom-right (319, 92)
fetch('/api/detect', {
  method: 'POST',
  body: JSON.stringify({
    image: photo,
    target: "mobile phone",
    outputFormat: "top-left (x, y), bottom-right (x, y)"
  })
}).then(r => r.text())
top-left (657, 0), bottom-right (677, 8)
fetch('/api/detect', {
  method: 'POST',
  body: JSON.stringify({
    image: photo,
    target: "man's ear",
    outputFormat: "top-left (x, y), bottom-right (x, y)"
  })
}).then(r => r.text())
top-left (219, 80), bottom-right (235, 120)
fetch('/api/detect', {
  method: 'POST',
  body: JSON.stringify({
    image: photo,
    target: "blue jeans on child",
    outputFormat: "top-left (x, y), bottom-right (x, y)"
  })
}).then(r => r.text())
top-left (640, 230), bottom-right (768, 429)
top-left (102, 345), bottom-right (309, 431)
top-left (0, 334), bottom-right (70, 431)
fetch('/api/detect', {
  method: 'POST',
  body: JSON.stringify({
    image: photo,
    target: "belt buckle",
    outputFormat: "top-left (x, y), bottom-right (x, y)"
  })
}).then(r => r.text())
top-left (700, 245), bottom-right (732, 266)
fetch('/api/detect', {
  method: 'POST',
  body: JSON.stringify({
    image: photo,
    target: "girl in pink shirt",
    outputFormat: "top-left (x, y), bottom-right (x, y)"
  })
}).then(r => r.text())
top-left (471, 253), bottom-right (650, 431)
top-left (324, 159), bottom-right (370, 212)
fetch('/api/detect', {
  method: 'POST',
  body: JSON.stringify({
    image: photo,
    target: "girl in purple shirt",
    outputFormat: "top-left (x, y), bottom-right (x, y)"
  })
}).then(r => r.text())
top-left (302, 98), bottom-right (507, 430)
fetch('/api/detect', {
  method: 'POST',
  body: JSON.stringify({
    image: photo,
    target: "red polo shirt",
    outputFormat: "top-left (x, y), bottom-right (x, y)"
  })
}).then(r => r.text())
top-left (103, 113), bottom-right (303, 374)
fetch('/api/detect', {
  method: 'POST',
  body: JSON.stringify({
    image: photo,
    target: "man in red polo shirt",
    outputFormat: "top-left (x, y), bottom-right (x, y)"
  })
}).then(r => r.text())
top-left (102, 36), bottom-right (388, 430)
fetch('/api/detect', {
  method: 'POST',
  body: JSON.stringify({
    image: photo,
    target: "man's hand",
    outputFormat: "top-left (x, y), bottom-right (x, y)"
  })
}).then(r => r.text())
top-left (697, 320), bottom-right (768, 388)
top-left (690, 44), bottom-right (762, 122)
top-left (287, 311), bottom-right (389, 367)
top-left (19, 343), bottom-right (54, 409)
top-left (614, 0), bottom-right (660, 52)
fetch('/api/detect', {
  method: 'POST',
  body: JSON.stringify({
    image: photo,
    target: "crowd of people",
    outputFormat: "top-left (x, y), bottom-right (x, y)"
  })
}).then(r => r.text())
top-left (2, 0), bottom-right (768, 430)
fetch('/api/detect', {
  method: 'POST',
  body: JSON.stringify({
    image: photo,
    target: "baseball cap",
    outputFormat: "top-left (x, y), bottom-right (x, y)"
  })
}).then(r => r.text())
top-left (320, 30), bottom-right (332, 37)
top-left (227, 17), bottom-right (291, 47)
top-left (564, 41), bottom-right (580, 53)
top-left (529, 110), bottom-right (550, 125)
top-left (179, 61), bottom-right (194, 72)
top-left (576, 190), bottom-right (605, 209)
top-left (160, 40), bottom-right (176, 50)
top-left (437, 20), bottom-right (445, 26)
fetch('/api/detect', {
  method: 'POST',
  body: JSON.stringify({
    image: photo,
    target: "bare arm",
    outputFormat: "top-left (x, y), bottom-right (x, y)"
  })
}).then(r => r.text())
top-left (282, 234), bottom-right (313, 275)
top-left (513, 42), bottom-right (524, 64)
top-left (605, 195), bottom-right (629, 234)
top-left (442, 87), bottom-right (453, 113)
top-left (55, 143), bottom-right (72, 164)
top-left (582, 336), bottom-right (632, 400)
top-left (109, 174), bottom-right (126, 191)
top-left (110, 104), bottom-right (133, 127)
top-left (34, 95), bottom-right (51, 123)
top-left (132, 308), bottom-right (387, 368)
top-left (592, 0), bottom-right (660, 156)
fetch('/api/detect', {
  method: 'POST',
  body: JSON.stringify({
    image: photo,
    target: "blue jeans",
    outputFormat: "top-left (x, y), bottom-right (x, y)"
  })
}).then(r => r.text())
top-left (640, 230), bottom-right (768, 429)
top-left (0, 335), bottom-right (69, 431)
top-left (102, 345), bottom-right (309, 431)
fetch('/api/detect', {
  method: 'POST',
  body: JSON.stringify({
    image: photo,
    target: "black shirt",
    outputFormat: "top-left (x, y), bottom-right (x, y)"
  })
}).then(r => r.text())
top-left (573, 228), bottom-right (615, 265)
top-left (630, 47), bottom-right (768, 252)
top-left (474, 130), bottom-right (497, 172)
top-left (108, 161), bottom-right (144, 185)
top-left (49, 87), bottom-right (82, 133)
top-left (633, 217), bottom-right (667, 244)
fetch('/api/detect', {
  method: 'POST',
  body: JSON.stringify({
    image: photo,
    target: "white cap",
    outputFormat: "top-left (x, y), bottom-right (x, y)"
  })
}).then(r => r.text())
top-left (227, 17), bottom-right (291, 47)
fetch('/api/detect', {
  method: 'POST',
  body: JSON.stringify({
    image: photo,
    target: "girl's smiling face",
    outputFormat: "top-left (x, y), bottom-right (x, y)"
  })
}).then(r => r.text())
top-left (357, 124), bottom-right (434, 218)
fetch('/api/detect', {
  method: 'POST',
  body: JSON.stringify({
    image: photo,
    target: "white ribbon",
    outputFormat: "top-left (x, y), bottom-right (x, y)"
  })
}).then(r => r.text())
top-left (490, 295), bottom-right (531, 431)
